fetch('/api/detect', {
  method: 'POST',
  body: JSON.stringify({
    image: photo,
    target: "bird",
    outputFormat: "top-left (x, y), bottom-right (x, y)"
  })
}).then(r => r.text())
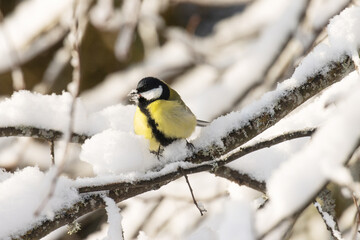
top-left (129, 77), bottom-right (207, 154)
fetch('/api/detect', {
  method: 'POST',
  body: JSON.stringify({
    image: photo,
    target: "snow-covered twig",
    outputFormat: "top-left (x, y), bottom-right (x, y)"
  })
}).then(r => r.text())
top-left (314, 202), bottom-right (342, 239)
top-left (258, 140), bottom-right (360, 240)
top-left (314, 189), bottom-right (343, 240)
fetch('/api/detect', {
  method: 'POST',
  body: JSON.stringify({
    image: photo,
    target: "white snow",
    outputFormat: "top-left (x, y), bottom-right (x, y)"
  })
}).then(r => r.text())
top-left (0, 91), bottom-right (88, 133)
top-left (103, 196), bottom-right (124, 240)
top-left (80, 129), bottom-right (158, 175)
top-left (187, 199), bottom-right (254, 240)
top-left (226, 71), bottom-right (360, 182)
top-left (1, 3), bottom-right (360, 240)
top-left (256, 77), bottom-right (360, 235)
top-left (313, 201), bottom-right (344, 240)
top-left (0, 90), bottom-right (136, 136)
top-left (0, 167), bottom-right (80, 239)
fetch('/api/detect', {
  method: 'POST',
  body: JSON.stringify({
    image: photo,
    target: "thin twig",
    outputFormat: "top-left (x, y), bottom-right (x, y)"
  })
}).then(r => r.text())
top-left (34, 1), bottom-right (83, 217)
top-left (352, 193), bottom-right (360, 240)
top-left (183, 173), bottom-right (207, 216)
top-left (50, 140), bottom-right (55, 165)
top-left (314, 189), bottom-right (342, 240)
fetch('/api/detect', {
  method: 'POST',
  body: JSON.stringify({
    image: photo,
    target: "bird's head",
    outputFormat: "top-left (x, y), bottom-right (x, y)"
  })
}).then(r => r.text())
top-left (129, 77), bottom-right (170, 104)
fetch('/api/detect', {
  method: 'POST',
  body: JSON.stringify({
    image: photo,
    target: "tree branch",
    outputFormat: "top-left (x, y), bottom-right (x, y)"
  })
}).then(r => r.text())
top-left (0, 126), bottom-right (89, 143)
top-left (189, 55), bottom-right (354, 164)
top-left (12, 53), bottom-right (356, 239)
top-left (258, 138), bottom-right (360, 240)
top-left (16, 128), bottom-right (316, 239)
top-left (213, 166), bottom-right (267, 193)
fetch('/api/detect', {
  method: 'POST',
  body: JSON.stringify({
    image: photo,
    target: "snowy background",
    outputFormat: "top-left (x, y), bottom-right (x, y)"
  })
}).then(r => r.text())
top-left (0, 0), bottom-right (360, 239)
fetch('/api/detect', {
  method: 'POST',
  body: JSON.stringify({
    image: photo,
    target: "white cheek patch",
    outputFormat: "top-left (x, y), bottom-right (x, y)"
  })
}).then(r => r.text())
top-left (141, 85), bottom-right (163, 100)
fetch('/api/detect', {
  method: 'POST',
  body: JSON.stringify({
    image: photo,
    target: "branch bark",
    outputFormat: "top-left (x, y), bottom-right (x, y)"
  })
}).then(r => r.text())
top-left (0, 126), bottom-right (89, 143)
top-left (189, 55), bottom-right (354, 163)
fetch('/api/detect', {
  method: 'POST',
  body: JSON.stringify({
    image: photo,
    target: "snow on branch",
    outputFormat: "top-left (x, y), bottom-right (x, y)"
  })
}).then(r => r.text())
top-left (256, 77), bottom-right (360, 238)
top-left (16, 128), bottom-right (316, 239)
top-left (189, 54), bottom-right (354, 163)
top-left (314, 189), bottom-right (342, 240)
top-left (1, 50), bottom-right (356, 240)
top-left (3, 6), bottom-right (360, 238)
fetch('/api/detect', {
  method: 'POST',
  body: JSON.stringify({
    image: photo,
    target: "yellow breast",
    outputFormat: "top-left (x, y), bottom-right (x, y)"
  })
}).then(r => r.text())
top-left (134, 100), bottom-right (196, 151)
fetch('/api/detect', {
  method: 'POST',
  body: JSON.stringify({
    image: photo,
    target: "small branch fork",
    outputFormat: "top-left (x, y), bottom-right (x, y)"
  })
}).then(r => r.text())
top-left (183, 172), bottom-right (207, 216)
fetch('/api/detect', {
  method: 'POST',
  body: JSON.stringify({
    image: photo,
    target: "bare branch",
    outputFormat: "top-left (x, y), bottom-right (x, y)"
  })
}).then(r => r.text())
top-left (352, 194), bottom-right (360, 240)
top-left (0, 126), bottom-right (89, 143)
top-left (213, 166), bottom-right (266, 193)
top-left (50, 140), bottom-right (55, 165)
top-left (183, 173), bottom-right (207, 216)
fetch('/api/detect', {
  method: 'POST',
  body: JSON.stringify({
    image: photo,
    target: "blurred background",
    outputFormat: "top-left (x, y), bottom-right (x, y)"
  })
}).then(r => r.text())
top-left (0, 0), bottom-right (354, 239)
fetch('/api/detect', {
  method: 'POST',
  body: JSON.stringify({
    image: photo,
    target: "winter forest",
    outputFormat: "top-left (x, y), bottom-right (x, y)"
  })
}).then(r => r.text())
top-left (0, 0), bottom-right (360, 239)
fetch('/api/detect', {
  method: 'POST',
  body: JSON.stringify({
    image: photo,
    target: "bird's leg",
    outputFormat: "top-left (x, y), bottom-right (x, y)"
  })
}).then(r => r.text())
top-left (157, 146), bottom-right (161, 159)
top-left (186, 140), bottom-right (195, 151)
top-left (154, 145), bottom-right (164, 160)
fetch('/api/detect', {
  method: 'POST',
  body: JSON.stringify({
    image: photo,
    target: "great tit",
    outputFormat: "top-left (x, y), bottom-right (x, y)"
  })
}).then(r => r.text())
top-left (129, 77), bottom-right (203, 153)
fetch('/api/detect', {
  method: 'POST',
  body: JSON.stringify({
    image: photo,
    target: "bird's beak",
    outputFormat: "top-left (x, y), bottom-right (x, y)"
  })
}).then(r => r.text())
top-left (128, 89), bottom-right (139, 103)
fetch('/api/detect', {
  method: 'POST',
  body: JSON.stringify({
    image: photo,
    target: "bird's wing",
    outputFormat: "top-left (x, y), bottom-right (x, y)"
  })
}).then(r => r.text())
top-left (148, 100), bottom-right (197, 139)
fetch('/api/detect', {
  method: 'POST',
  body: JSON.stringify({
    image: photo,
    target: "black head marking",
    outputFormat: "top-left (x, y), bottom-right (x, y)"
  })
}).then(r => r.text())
top-left (136, 77), bottom-right (170, 100)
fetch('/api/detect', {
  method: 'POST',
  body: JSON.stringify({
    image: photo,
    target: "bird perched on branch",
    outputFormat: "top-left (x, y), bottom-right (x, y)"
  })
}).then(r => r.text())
top-left (129, 77), bottom-right (208, 154)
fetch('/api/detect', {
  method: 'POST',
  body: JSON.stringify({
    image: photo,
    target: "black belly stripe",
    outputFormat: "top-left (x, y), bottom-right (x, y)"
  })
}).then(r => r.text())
top-left (138, 104), bottom-right (176, 146)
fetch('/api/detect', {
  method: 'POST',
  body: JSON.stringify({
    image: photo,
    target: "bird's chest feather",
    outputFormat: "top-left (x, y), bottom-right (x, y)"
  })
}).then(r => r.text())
top-left (147, 100), bottom-right (196, 139)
